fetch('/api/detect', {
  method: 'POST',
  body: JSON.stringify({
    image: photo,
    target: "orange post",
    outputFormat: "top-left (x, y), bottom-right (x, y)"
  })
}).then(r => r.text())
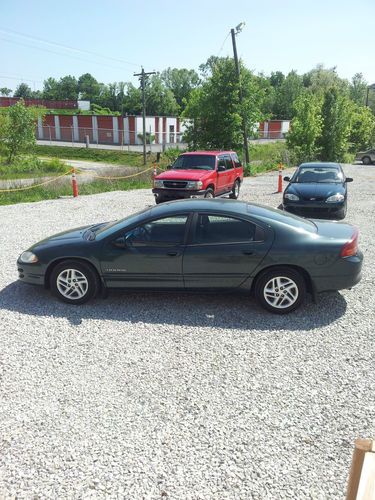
top-left (277, 162), bottom-right (283, 193)
top-left (71, 169), bottom-right (78, 198)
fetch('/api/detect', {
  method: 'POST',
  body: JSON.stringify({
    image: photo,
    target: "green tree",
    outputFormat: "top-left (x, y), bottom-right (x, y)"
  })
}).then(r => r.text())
top-left (0, 87), bottom-right (12, 96)
top-left (183, 57), bottom-right (264, 151)
top-left (58, 75), bottom-right (78, 100)
top-left (350, 73), bottom-right (368, 106)
top-left (160, 67), bottom-right (200, 112)
top-left (273, 71), bottom-right (304, 119)
top-left (145, 75), bottom-right (179, 116)
top-left (42, 77), bottom-right (60, 100)
top-left (14, 83), bottom-right (33, 98)
top-left (349, 104), bottom-right (375, 150)
top-left (78, 73), bottom-right (100, 101)
top-left (303, 64), bottom-right (349, 96)
top-left (0, 100), bottom-right (45, 163)
top-left (286, 92), bottom-right (323, 163)
top-left (122, 83), bottom-right (142, 114)
top-left (318, 87), bottom-right (351, 161)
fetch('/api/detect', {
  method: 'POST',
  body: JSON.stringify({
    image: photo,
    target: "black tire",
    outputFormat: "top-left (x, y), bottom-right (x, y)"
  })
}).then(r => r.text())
top-left (204, 188), bottom-right (215, 199)
top-left (229, 180), bottom-right (241, 199)
top-left (254, 267), bottom-right (306, 314)
top-left (50, 260), bottom-right (100, 305)
top-left (155, 197), bottom-right (165, 204)
top-left (362, 156), bottom-right (372, 165)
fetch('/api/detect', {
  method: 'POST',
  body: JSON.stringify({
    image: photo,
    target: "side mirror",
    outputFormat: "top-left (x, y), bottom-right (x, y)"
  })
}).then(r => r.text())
top-left (345, 177), bottom-right (353, 183)
top-left (283, 176), bottom-right (290, 182)
top-left (112, 236), bottom-right (127, 249)
top-left (217, 165), bottom-right (226, 172)
top-left (167, 164), bottom-right (173, 169)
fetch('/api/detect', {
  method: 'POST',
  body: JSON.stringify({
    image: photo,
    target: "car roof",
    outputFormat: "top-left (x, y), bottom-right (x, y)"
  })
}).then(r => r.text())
top-left (181, 151), bottom-right (236, 156)
top-left (298, 162), bottom-right (341, 169)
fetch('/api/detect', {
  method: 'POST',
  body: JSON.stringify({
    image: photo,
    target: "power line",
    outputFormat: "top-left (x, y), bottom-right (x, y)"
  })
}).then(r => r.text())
top-left (0, 37), bottom-right (138, 74)
top-left (0, 27), bottom-right (140, 68)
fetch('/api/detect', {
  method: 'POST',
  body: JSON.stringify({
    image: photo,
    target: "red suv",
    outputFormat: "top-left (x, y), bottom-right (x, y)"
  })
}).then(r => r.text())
top-left (152, 151), bottom-right (244, 204)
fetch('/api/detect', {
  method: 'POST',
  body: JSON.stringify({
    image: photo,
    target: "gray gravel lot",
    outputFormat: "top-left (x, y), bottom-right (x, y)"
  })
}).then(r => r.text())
top-left (0, 164), bottom-right (374, 499)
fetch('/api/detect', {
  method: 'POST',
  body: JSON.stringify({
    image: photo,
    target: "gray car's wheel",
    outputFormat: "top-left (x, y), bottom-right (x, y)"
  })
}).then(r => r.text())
top-left (229, 180), bottom-right (241, 199)
top-left (254, 267), bottom-right (306, 314)
top-left (204, 188), bottom-right (214, 198)
top-left (50, 260), bottom-right (100, 304)
top-left (362, 156), bottom-right (372, 165)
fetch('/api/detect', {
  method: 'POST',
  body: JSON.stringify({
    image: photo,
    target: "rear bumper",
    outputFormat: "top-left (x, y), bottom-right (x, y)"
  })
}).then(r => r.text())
top-left (312, 253), bottom-right (363, 293)
top-left (152, 188), bottom-right (206, 201)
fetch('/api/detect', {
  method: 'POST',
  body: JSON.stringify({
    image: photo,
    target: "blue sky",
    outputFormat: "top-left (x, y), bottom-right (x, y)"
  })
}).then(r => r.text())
top-left (1, 0), bottom-right (374, 91)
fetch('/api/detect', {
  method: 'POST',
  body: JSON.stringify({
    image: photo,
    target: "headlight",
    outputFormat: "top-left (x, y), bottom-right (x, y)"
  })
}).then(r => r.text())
top-left (154, 180), bottom-right (164, 188)
top-left (284, 193), bottom-right (299, 201)
top-left (186, 181), bottom-right (203, 190)
top-left (326, 193), bottom-right (344, 203)
top-left (19, 251), bottom-right (38, 264)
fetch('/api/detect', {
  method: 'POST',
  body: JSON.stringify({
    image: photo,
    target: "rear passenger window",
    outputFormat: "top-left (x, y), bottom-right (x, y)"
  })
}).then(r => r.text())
top-left (231, 153), bottom-right (241, 168)
top-left (224, 154), bottom-right (234, 169)
top-left (193, 214), bottom-right (259, 244)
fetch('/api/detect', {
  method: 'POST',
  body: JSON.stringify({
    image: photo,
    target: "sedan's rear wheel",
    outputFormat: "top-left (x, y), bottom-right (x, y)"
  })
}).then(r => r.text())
top-left (50, 260), bottom-right (100, 304)
top-left (254, 267), bottom-right (306, 314)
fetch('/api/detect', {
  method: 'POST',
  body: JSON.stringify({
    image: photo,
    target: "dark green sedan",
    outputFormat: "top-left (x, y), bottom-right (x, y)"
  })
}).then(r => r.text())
top-left (17, 199), bottom-right (363, 314)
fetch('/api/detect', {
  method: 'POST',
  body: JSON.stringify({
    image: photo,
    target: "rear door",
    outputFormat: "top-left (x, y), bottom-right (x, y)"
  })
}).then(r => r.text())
top-left (183, 213), bottom-right (273, 289)
top-left (224, 154), bottom-right (236, 190)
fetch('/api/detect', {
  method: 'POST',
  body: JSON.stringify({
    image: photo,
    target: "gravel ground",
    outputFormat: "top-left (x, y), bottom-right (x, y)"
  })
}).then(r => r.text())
top-left (0, 164), bottom-right (374, 499)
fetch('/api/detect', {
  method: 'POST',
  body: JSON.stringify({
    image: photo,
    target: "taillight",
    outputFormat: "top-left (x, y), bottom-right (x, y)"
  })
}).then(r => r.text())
top-left (340, 227), bottom-right (359, 258)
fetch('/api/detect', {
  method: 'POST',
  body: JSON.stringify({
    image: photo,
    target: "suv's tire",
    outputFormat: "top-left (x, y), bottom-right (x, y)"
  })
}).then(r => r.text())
top-left (362, 156), bottom-right (372, 165)
top-left (204, 188), bottom-right (214, 198)
top-left (229, 180), bottom-right (241, 199)
top-left (254, 267), bottom-right (306, 314)
top-left (50, 260), bottom-right (100, 305)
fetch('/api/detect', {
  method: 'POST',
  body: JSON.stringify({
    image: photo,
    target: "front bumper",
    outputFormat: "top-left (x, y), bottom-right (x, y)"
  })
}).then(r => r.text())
top-left (17, 260), bottom-right (44, 286)
top-left (283, 200), bottom-right (345, 217)
top-left (152, 188), bottom-right (207, 201)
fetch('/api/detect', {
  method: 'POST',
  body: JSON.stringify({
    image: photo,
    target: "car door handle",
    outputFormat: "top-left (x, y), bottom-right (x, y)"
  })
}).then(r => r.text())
top-left (167, 251), bottom-right (179, 257)
top-left (243, 250), bottom-right (254, 255)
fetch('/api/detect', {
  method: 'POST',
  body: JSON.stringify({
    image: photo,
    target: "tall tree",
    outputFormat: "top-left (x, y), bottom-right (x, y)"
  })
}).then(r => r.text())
top-left (183, 57), bottom-right (263, 151)
top-left (0, 87), bottom-right (12, 96)
top-left (160, 68), bottom-right (200, 111)
top-left (273, 71), bottom-right (304, 119)
top-left (58, 76), bottom-right (78, 100)
top-left (145, 75), bottom-right (179, 116)
top-left (14, 83), bottom-right (33, 98)
top-left (78, 73), bottom-right (100, 101)
top-left (350, 73), bottom-right (368, 106)
top-left (318, 87), bottom-right (351, 161)
top-left (349, 104), bottom-right (375, 151)
top-left (42, 77), bottom-right (60, 100)
top-left (286, 92), bottom-right (323, 163)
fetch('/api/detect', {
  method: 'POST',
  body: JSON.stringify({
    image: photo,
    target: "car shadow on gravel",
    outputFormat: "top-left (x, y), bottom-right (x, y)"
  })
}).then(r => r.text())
top-left (0, 281), bottom-right (347, 331)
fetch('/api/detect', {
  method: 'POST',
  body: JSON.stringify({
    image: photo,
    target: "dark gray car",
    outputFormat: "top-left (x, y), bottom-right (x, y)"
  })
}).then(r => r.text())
top-left (355, 149), bottom-right (375, 165)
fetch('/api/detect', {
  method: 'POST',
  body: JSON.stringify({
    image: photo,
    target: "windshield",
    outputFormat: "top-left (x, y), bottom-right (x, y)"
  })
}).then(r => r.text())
top-left (293, 167), bottom-right (343, 183)
top-left (172, 155), bottom-right (216, 171)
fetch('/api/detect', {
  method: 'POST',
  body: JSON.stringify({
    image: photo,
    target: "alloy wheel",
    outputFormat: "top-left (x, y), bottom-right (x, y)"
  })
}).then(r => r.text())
top-left (56, 269), bottom-right (89, 300)
top-left (263, 276), bottom-right (299, 309)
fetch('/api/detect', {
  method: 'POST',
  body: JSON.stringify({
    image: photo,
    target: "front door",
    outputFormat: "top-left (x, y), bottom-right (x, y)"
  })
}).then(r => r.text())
top-left (101, 214), bottom-right (189, 288)
top-left (183, 213), bottom-right (273, 289)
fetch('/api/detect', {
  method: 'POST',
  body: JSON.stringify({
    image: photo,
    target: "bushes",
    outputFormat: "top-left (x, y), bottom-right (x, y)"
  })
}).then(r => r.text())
top-left (0, 156), bottom-right (68, 179)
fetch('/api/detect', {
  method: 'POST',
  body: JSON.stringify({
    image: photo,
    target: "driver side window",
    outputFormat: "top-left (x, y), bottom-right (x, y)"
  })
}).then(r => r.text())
top-left (124, 215), bottom-right (188, 247)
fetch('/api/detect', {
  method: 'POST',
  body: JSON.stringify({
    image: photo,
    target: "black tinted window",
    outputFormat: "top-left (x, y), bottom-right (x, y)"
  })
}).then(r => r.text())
top-left (193, 214), bottom-right (258, 244)
top-left (231, 153), bottom-right (241, 168)
top-left (172, 155), bottom-right (215, 171)
top-left (124, 215), bottom-right (188, 246)
top-left (224, 155), bottom-right (234, 169)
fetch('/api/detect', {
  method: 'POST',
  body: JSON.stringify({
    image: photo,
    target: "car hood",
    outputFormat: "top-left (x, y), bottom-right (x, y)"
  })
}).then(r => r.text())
top-left (286, 182), bottom-right (345, 198)
top-left (30, 224), bottom-right (94, 250)
top-left (155, 169), bottom-right (213, 181)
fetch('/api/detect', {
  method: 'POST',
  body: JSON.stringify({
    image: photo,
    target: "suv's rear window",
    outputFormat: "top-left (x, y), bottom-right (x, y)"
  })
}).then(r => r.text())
top-left (172, 155), bottom-right (216, 171)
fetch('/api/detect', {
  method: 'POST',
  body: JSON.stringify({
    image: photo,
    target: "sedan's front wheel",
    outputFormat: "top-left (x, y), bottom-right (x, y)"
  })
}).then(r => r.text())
top-left (50, 260), bottom-right (100, 304)
top-left (254, 267), bottom-right (306, 314)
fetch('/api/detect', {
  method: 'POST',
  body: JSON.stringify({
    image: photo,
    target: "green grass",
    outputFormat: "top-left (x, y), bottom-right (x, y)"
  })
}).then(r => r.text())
top-left (0, 174), bottom-right (152, 206)
top-left (33, 145), bottom-right (152, 167)
top-left (0, 157), bottom-right (69, 180)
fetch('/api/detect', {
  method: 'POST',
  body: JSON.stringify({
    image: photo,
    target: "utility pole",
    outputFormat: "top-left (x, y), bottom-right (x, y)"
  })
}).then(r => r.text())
top-left (231, 23), bottom-right (250, 172)
top-left (134, 68), bottom-right (156, 165)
